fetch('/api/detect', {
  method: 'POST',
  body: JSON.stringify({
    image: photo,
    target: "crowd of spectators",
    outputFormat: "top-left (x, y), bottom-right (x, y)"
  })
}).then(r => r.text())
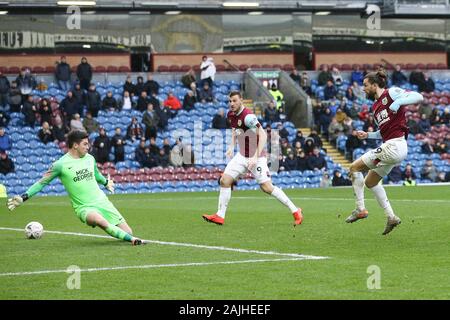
top-left (386, 159), bottom-right (450, 185)
top-left (275, 128), bottom-right (328, 173)
top-left (0, 55), bottom-right (223, 173)
top-left (0, 57), bottom-right (448, 189)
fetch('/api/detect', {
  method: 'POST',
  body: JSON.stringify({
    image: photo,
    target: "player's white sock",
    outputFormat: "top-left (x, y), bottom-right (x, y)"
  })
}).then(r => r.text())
top-left (217, 187), bottom-right (231, 218)
top-left (351, 172), bottom-right (366, 210)
top-left (369, 184), bottom-right (395, 218)
top-left (271, 186), bottom-right (298, 213)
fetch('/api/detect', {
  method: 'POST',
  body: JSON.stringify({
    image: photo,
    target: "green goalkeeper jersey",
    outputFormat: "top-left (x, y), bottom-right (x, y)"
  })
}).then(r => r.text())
top-left (25, 153), bottom-right (108, 209)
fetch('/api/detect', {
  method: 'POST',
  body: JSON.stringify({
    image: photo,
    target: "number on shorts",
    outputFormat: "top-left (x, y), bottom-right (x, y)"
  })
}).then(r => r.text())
top-left (256, 166), bottom-right (262, 173)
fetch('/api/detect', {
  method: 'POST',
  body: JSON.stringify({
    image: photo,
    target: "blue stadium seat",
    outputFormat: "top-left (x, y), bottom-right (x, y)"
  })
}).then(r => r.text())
top-left (10, 132), bottom-right (23, 141)
top-left (48, 149), bottom-right (61, 156)
top-left (15, 141), bottom-right (30, 149)
top-left (27, 154), bottom-right (39, 164)
top-left (103, 123), bottom-right (113, 131)
top-left (115, 161), bottom-right (127, 170)
top-left (11, 186), bottom-right (26, 194)
top-left (303, 170), bottom-right (314, 177)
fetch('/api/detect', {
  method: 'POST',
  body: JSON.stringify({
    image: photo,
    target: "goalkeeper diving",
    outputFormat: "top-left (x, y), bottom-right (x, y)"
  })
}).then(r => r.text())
top-left (7, 130), bottom-right (146, 245)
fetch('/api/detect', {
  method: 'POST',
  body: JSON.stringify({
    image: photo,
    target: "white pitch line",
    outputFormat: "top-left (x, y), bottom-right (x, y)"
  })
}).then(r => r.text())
top-left (0, 227), bottom-right (329, 260)
top-left (0, 258), bottom-right (306, 277)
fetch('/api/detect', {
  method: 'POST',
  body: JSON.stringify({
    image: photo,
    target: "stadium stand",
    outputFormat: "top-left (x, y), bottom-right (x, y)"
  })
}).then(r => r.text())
top-left (0, 60), bottom-right (449, 195)
top-left (0, 74), bottom-right (346, 195)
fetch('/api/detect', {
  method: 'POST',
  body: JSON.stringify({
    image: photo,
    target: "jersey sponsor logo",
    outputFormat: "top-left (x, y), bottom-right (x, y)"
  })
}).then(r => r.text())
top-left (73, 168), bottom-right (94, 182)
top-left (375, 109), bottom-right (390, 126)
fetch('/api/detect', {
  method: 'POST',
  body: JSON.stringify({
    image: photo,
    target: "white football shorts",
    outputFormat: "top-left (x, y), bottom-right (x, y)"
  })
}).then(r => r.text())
top-left (361, 137), bottom-right (408, 177)
top-left (223, 153), bottom-right (271, 184)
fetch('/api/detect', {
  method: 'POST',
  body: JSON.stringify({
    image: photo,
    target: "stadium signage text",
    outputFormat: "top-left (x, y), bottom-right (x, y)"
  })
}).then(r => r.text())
top-left (0, 31), bottom-right (54, 49)
top-left (0, 31), bottom-right (151, 48)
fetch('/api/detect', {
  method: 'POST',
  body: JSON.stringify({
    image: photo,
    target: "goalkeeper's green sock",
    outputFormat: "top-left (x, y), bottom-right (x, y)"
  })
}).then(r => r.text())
top-left (105, 224), bottom-right (133, 242)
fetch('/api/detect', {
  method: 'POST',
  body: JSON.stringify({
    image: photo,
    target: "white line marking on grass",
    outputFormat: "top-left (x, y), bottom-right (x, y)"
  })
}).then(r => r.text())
top-left (0, 258), bottom-right (307, 277)
top-left (0, 227), bottom-right (329, 260)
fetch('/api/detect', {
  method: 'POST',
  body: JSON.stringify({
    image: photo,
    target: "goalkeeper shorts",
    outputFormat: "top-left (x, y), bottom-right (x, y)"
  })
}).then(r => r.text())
top-left (75, 201), bottom-right (125, 226)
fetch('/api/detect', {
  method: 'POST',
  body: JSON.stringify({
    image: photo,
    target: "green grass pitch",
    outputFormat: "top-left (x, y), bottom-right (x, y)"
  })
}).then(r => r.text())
top-left (0, 185), bottom-right (449, 300)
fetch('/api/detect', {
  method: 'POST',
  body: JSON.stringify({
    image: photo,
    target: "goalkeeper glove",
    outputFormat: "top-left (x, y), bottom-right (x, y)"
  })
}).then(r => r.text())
top-left (104, 174), bottom-right (115, 194)
top-left (7, 194), bottom-right (27, 211)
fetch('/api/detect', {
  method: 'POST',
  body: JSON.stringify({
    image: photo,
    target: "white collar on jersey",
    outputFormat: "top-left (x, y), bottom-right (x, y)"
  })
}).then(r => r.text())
top-left (236, 106), bottom-right (245, 116)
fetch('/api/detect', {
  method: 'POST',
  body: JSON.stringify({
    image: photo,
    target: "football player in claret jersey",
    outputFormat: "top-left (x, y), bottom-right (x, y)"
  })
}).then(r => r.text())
top-left (202, 91), bottom-right (303, 226)
top-left (346, 70), bottom-right (423, 235)
top-left (7, 130), bottom-right (146, 245)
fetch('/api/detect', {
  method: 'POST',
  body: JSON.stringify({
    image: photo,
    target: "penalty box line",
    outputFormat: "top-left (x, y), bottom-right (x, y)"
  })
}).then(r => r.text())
top-left (0, 227), bottom-right (330, 261)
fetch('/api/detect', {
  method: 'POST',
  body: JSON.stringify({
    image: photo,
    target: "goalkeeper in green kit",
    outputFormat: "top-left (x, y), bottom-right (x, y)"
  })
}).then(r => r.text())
top-left (7, 130), bottom-right (146, 245)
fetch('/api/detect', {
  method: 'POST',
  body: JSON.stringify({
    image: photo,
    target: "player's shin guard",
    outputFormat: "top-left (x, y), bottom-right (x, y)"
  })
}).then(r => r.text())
top-left (369, 184), bottom-right (395, 218)
top-left (217, 187), bottom-right (231, 218)
top-left (271, 186), bottom-right (298, 213)
top-left (351, 172), bottom-right (366, 210)
top-left (105, 224), bottom-right (133, 242)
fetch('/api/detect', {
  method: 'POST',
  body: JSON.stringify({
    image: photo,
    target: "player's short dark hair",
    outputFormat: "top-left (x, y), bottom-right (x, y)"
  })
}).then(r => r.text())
top-left (229, 91), bottom-right (241, 98)
top-left (67, 130), bottom-right (89, 148)
top-left (364, 70), bottom-right (387, 88)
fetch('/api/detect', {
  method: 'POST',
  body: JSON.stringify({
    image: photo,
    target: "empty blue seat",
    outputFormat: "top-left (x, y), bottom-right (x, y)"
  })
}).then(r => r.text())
top-left (120, 116), bottom-right (130, 124)
top-left (7, 178), bottom-right (21, 187)
top-left (97, 116), bottom-right (107, 123)
top-left (15, 140), bottom-right (30, 149)
top-left (11, 186), bottom-right (25, 194)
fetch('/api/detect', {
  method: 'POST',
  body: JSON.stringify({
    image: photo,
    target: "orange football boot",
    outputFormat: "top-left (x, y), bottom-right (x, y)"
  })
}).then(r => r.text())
top-left (293, 208), bottom-right (303, 226)
top-left (202, 214), bottom-right (225, 225)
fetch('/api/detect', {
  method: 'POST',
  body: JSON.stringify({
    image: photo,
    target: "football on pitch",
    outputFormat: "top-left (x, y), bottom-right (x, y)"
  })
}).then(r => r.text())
top-left (25, 222), bottom-right (44, 239)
